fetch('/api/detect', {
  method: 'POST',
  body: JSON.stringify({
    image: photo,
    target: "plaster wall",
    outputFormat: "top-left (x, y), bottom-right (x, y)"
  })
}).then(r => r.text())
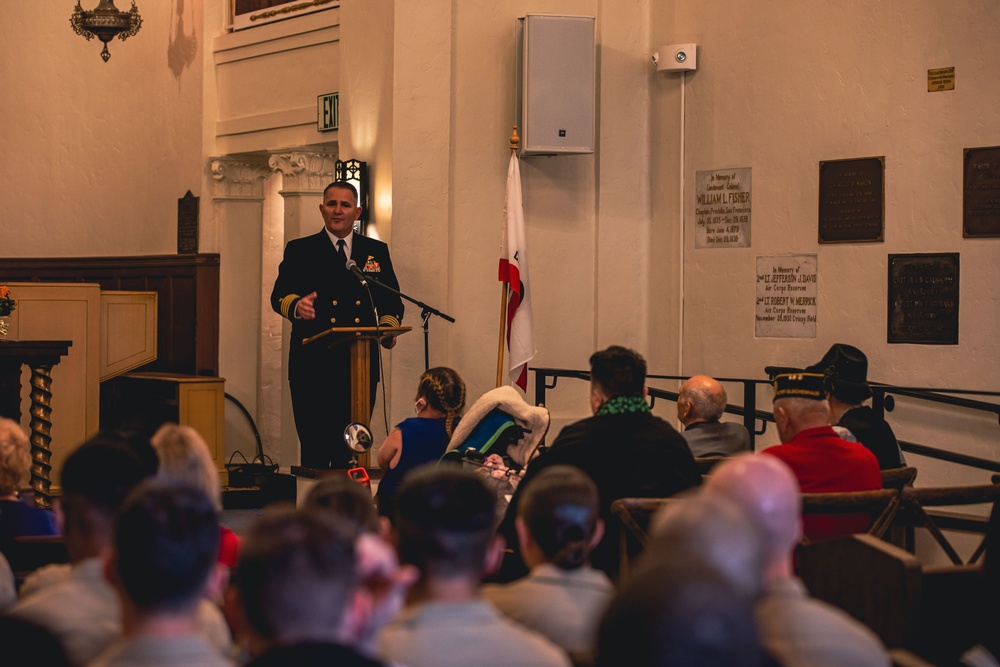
top-left (658, 1), bottom-right (1000, 480)
top-left (0, 1), bottom-right (204, 257)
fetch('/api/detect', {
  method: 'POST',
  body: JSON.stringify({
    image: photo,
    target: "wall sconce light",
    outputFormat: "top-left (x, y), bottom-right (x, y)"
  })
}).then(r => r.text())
top-left (70, 0), bottom-right (143, 63)
top-left (335, 159), bottom-right (370, 232)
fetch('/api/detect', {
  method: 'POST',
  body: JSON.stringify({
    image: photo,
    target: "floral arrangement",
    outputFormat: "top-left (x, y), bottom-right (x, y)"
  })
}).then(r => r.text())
top-left (0, 285), bottom-right (14, 317)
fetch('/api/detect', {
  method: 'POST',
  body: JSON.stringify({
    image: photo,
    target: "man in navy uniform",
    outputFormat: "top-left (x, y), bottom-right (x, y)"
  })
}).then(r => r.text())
top-left (271, 181), bottom-right (404, 468)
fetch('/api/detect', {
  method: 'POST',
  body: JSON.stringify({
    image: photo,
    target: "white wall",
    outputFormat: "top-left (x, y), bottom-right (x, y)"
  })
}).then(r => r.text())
top-left (1, 1), bottom-right (204, 257)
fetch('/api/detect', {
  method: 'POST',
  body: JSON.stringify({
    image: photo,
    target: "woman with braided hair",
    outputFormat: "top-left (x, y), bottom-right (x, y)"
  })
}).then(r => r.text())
top-left (375, 367), bottom-right (466, 521)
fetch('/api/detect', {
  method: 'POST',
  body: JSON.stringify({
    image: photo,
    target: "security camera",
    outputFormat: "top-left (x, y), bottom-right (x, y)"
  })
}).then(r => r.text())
top-left (654, 43), bottom-right (697, 72)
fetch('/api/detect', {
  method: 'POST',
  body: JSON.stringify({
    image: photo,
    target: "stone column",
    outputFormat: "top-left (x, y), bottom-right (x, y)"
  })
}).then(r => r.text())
top-left (209, 156), bottom-right (271, 468)
top-left (268, 150), bottom-right (337, 467)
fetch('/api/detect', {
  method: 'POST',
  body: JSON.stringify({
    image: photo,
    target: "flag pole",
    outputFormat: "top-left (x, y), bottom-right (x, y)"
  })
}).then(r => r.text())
top-left (497, 125), bottom-right (520, 387)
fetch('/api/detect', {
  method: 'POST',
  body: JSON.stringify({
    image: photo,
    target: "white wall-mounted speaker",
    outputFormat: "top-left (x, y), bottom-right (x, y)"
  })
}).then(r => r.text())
top-left (515, 14), bottom-right (596, 156)
top-left (654, 43), bottom-right (698, 72)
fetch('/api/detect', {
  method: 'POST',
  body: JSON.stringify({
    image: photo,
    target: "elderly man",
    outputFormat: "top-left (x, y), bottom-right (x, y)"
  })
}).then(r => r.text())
top-left (500, 346), bottom-right (701, 580)
top-left (807, 343), bottom-right (904, 469)
top-left (762, 372), bottom-right (882, 543)
top-left (704, 455), bottom-right (890, 667)
top-left (676, 375), bottom-right (751, 458)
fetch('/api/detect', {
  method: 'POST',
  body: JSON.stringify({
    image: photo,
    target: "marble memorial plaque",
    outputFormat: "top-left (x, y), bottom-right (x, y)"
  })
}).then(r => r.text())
top-left (755, 255), bottom-right (817, 338)
top-left (963, 146), bottom-right (1000, 238)
top-left (818, 156), bottom-right (884, 243)
top-left (177, 190), bottom-right (199, 254)
top-left (695, 168), bottom-right (752, 248)
top-left (888, 253), bottom-right (959, 345)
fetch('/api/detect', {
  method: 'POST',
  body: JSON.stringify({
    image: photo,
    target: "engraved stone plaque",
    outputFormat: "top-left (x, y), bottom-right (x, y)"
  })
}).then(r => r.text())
top-left (177, 191), bottom-right (199, 254)
top-left (694, 167), bottom-right (752, 248)
top-left (963, 146), bottom-right (1000, 238)
top-left (818, 157), bottom-right (884, 243)
top-left (755, 255), bottom-right (817, 339)
top-left (888, 253), bottom-right (959, 345)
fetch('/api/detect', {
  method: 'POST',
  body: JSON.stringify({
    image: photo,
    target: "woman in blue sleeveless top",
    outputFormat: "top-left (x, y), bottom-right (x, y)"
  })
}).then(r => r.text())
top-left (375, 367), bottom-right (465, 520)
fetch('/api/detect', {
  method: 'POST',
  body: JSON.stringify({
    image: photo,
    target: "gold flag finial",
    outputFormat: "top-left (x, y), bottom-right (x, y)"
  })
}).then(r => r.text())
top-left (509, 125), bottom-right (520, 152)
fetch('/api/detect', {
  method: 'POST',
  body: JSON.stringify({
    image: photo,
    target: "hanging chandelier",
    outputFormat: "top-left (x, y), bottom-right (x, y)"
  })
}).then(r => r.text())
top-left (70, 1), bottom-right (143, 63)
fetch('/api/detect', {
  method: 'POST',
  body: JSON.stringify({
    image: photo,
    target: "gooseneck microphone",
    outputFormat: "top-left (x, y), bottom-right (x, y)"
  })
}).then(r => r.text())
top-left (345, 258), bottom-right (368, 286)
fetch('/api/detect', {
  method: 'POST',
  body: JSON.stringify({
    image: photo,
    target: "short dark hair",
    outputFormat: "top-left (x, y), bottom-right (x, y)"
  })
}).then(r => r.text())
top-left (303, 476), bottom-right (379, 535)
top-left (395, 466), bottom-right (496, 580)
top-left (589, 346), bottom-right (647, 397)
top-left (519, 466), bottom-right (600, 570)
top-left (61, 439), bottom-right (151, 513)
top-left (236, 507), bottom-right (357, 641)
top-left (323, 180), bottom-right (359, 203)
top-left (114, 479), bottom-right (220, 613)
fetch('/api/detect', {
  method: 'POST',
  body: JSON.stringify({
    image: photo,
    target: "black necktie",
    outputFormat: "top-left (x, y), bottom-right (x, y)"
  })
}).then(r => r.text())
top-left (336, 239), bottom-right (348, 267)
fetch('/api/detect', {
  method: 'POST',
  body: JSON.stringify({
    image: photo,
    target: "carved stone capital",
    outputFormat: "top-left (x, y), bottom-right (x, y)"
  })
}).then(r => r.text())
top-left (268, 151), bottom-right (337, 194)
top-left (210, 156), bottom-right (271, 200)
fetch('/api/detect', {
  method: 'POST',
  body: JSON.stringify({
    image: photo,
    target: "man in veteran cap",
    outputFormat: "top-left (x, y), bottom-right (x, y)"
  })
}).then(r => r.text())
top-left (807, 344), bottom-right (904, 470)
top-left (762, 372), bottom-right (882, 543)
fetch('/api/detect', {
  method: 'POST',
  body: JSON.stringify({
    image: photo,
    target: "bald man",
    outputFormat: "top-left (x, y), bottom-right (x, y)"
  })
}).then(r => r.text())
top-left (676, 375), bottom-right (751, 458)
top-left (705, 455), bottom-right (890, 667)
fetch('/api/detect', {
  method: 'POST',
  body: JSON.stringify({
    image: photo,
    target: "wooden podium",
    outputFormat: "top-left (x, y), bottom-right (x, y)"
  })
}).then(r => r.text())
top-left (299, 325), bottom-right (410, 468)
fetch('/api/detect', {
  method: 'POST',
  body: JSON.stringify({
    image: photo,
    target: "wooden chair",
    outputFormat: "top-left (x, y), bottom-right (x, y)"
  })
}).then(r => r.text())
top-left (1, 535), bottom-right (69, 585)
top-left (610, 497), bottom-right (675, 579)
top-left (798, 534), bottom-right (922, 649)
top-left (799, 488), bottom-right (901, 545)
top-left (693, 456), bottom-right (726, 475)
top-left (898, 483), bottom-right (1000, 565)
top-left (882, 466), bottom-right (918, 491)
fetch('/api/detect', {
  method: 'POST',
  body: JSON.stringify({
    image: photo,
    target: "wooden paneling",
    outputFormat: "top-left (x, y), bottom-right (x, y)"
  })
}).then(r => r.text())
top-left (0, 255), bottom-right (219, 376)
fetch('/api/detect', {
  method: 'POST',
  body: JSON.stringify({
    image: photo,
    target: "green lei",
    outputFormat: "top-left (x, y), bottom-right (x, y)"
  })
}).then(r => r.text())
top-left (596, 394), bottom-right (651, 416)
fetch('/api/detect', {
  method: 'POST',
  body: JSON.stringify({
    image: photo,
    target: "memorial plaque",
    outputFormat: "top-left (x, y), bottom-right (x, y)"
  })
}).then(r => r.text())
top-left (888, 253), bottom-right (959, 345)
top-left (755, 255), bottom-right (817, 339)
top-left (927, 67), bottom-right (955, 92)
top-left (818, 156), bottom-right (884, 243)
top-left (177, 190), bottom-right (199, 254)
top-left (963, 146), bottom-right (1000, 238)
top-left (694, 167), bottom-right (752, 248)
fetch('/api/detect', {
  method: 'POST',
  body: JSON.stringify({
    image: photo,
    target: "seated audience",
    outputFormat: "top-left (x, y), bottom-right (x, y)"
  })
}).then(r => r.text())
top-left (151, 423), bottom-right (240, 567)
top-left (807, 343), bottom-right (905, 470)
top-left (9, 436), bottom-right (230, 666)
top-left (377, 466), bottom-right (571, 667)
top-left (597, 559), bottom-right (766, 667)
top-left (482, 466), bottom-right (614, 665)
top-left (705, 455), bottom-right (890, 667)
top-left (0, 615), bottom-right (72, 667)
top-left (0, 417), bottom-right (58, 542)
top-left (762, 372), bottom-right (882, 542)
top-left (646, 491), bottom-right (764, 599)
top-left (229, 506), bottom-right (389, 667)
top-left (0, 553), bottom-right (14, 612)
top-left (91, 479), bottom-right (232, 667)
top-left (676, 375), bottom-right (752, 458)
top-left (304, 475), bottom-right (381, 535)
top-left (375, 367), bottom-right (466, 521)
top-left (501, 346), bottom-right (701, 580)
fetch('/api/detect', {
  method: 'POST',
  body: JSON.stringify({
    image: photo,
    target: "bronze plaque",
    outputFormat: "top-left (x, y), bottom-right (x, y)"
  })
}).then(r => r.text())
top-left (888, 253), bottom-right (959, 345)
top-left (177, 190), bottom-right (199, 254)
top-left (927, 67), bottom-right (955, 92)
top-left (963, 146), bottom-right (1000, 238)
top-left (818, 156), bottom-right (884, 243)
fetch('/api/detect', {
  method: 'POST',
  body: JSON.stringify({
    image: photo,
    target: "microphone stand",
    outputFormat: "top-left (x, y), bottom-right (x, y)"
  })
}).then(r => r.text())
top-left (363, 275), bottom-right (455, 370)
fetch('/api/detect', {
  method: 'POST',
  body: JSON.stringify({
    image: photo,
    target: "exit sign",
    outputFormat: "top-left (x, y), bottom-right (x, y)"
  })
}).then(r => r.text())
top-left (317, 93), bottom-right (338, 132)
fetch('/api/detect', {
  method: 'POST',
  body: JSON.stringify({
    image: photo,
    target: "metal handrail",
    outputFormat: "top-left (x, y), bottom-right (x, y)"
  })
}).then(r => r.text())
top-left (531, 367), bottom-right (1000, 474)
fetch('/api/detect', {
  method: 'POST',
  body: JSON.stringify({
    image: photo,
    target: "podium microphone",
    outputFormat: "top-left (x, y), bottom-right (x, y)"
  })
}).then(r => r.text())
top-left (345, 259), bottom-right (368, 286)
